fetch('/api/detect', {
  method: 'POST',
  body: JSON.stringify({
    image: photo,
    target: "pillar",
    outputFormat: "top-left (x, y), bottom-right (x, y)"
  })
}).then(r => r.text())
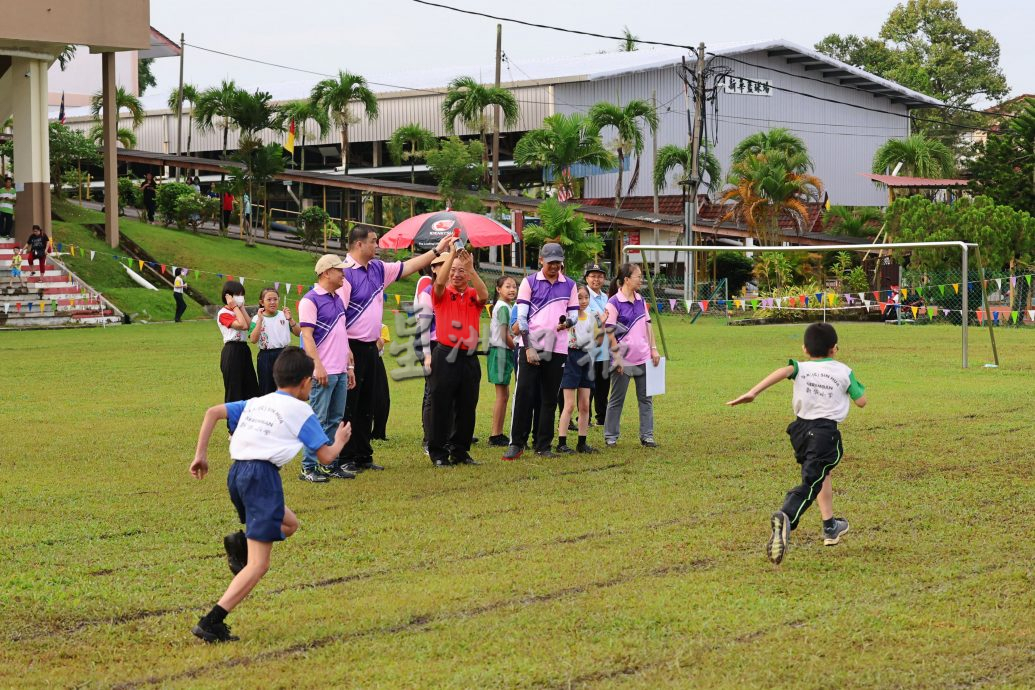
top-left (101, 52), bottom-right (119, 247)
top-left (11, 57), bottom-right (51, 246)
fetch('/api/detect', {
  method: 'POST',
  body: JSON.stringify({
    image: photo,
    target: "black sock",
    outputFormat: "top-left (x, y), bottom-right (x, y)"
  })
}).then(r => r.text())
top-left (558, 435), bottom-right (567, 447)
top-left (822, 517), bottom-right (836, 529)
top-left (204, 604), bottom-right (229, 625)
top-left (577, 435), bottom-right (587, 447)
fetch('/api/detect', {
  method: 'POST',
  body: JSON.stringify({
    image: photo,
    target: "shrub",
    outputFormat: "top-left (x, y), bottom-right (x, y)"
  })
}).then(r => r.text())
top-left (173, 193), bottom-right (218, 232)
top-left (294, 206), bottom-right (341, 252)
top-left (118, 176), bottom-right (141, 215)
top-left (156, 182), bottom-right (196, 226)
top-left (714, 251), bottom-right (754, 295)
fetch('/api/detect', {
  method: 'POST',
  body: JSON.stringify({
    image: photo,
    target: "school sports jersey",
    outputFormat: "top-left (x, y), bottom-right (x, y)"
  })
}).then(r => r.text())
top-left (227, 392), bottom-right (330, 467)
top-left (298, 284), bottom-right (352, 375)
top-left (217, 307), bottom-right (247, 343)
top-left (515, 271), bottom-right (579, 355)
top-left (251, 310), bottom-right (293, 349)
top-left (604, 291), bottom-right (652, 366)
top-left (344, 257), bottom-right (403, 342)
top-left (489, 301), bottom-right (511, 349)
top-left (568, 312), bottom-right (596, 351)
top-left (788, 359), bottom-right (865, 423)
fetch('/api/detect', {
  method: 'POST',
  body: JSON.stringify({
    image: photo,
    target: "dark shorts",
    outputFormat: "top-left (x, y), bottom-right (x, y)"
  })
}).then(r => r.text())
top-left (227, 460), bottom-right (286, 542)
top-left (560, 347), bottom-right (595, 390)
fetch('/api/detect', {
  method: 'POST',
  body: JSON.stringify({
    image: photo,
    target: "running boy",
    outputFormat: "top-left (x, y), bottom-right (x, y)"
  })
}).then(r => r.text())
top-left (726, 322), bottom-right (867, 564)
top-left (188, 346), bottom-right (352, 642)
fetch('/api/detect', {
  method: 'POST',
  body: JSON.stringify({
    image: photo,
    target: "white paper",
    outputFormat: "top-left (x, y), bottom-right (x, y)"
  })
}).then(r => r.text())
top-left (645, 357), bottom-right (666, 396)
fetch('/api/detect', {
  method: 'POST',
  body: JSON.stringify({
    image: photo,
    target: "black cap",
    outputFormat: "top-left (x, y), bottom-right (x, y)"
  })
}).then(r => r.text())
top-left (583, 262), bottom-right (606, 279)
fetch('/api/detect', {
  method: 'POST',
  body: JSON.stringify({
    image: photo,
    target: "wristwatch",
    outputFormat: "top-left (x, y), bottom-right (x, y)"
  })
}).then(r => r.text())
top-left (433, 248), bottom-right (442, 257)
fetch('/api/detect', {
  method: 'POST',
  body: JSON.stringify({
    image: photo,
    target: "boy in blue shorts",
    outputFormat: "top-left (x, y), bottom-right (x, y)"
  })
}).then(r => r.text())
top-left (188, 346), bottom-right (351, 642)
top-left (727, 322), bottom-right (867, 564)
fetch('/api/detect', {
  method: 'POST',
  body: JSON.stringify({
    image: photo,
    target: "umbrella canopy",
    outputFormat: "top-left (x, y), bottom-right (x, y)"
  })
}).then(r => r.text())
top-left (379, 211), bottom-right (517, 251)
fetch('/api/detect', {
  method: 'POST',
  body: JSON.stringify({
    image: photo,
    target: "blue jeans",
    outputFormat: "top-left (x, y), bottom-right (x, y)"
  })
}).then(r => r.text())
top-left (302, 373), bottom-right (348, 472)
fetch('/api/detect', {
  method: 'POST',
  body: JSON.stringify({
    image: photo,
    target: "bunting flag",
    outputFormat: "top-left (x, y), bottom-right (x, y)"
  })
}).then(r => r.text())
top-left (286, 283), bottom-right (292, 294)
top-left (827, 293), bottom-right (836, 306)
top-left (911, 306), bottom-right (918, 319)
top-left (138, 260), bottom-right (144, 270)
top-left (928, 306), bottom-right (937, 318)
top-left (1027, 275), bottom-right (1032, 287)
top-left (669, 299), bottom-right (677, 312)
top-left (976, 310), bottom-right (984, 324)
top-left (275, 282), bottom-right (280, 291)
top-left (395, 294), bottom-right (402, 306)
top-left (1011, 311), bottom-right (1019, 324)
top-left (90, 250), bottom-right (95, 260)
top-left (684, 299), bottom-right (692, 312)
top-left (952, 284), bottom-right (959, 294)
top-left (1029, 310), bottom-right (1035, 322)
top-left (160, 264), bottom-right (166, 274)
top-left (902, 288), bottom-right (908, 300)
top-left (939, 285), bottom-right (945, 296)
top-left (699, 300), bottom-right (709, 313)
top-left (239, 276), bottom-right (245, 285)
top-left (296, 284), bottom-right (303, 295)
top-left (993, 311), bottom-right (1000, 325)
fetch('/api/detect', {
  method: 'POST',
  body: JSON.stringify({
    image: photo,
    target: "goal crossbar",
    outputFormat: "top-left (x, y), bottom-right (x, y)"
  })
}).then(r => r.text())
top-left (624, 241), bottom-right (989, 369)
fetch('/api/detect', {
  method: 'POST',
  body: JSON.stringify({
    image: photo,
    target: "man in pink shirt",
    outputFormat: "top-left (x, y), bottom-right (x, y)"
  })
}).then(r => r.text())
top-left (503, 242), bottom-right (579, 461)
top-left (338, 227), bottom-right (453, 472)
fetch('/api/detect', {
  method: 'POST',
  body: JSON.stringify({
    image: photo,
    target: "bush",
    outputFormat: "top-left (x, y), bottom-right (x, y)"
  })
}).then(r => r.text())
top-left (118, 177), bottom-right (141, 215)
top-left (156, 182), bottom-right (196, 226)
top-left (294, 206), bottom-right (341, 252)
top-left (173, 193), bottom-right (218, 231)
top-left (714, 251), bottom-right (754, 295)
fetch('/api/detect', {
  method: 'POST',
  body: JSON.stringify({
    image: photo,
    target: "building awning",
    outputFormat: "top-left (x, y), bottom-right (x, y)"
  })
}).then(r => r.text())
top-left (862, 173), bottom-right (970, 188)
top-left (138, 27), bottom-right (181, 59)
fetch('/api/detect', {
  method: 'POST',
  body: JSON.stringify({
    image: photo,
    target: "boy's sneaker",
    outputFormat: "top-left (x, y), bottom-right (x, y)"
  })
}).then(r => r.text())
top-left (555, 444), bottom-right (575, 455)
top-left (823, 518), bottom-right (850, 546)
top-left (223, 531), bottom-right (248, 575)
top-left (192, 618), bottom-right (239, 643)
top-left (767, 511), bottom-right (790, 564)
top-left (327, 465), bottom-right (356, 479)
top-left (502, 444), bottom-right (523, 461)
top-left (298, 467), bottom-right (329, 483)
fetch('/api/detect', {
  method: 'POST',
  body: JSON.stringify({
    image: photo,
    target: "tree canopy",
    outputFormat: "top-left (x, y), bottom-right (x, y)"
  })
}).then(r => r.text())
top-left (966, 98), bottom-right (1035, 214)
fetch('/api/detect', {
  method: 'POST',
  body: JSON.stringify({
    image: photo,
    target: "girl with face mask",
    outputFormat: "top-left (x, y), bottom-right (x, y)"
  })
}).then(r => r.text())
top-left (218, 281), bottom-right (259, 427)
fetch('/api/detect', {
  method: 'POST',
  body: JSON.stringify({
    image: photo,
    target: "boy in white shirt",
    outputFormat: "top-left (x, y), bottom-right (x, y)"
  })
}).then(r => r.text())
top-left (188, 346), bottom-right (351, 642)
top-left (727, 322), bottom-right (867, 564)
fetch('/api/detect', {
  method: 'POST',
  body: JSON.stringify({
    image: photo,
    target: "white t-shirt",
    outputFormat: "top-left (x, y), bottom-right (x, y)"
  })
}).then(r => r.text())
top-left (489, 301), bottom-right (512, 349)
top-left (789, 359), bottom-right (865, 423)
top-left (217, 307), bottom-right (246, 343)
top-left (174, 275), bottom-right (185, 293)
top-left (251, 310), bottom-right (292, 349)
top-left (568, 312), bottom-right (595, 351)
top-left (226, 392), bottom-right (330, 467)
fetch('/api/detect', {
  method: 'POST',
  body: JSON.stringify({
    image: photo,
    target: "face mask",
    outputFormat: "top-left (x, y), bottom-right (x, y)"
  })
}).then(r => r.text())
top-left (233, 296), bottom-right (245, 306)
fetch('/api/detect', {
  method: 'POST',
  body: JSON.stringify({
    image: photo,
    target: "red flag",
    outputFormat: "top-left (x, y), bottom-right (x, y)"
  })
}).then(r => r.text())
top-left (296, 284), bottom-right (303, 295)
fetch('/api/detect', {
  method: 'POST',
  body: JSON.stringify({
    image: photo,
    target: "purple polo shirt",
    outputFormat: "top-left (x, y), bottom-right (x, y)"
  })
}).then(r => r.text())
top-left (298, 283), bottom-right (352, 375)
top-left (605, 291), bottom-right (652, 366)
top-left (516, 271), bottom-right (579, 355)
top-left (344, 256), bottom-right (403, 342)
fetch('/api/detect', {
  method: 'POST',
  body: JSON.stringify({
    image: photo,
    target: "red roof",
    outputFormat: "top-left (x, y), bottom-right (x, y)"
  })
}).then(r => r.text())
top-left (579, 195), bottom-right (827, 233)
top-left (862, 173), bottom-right (970, 188)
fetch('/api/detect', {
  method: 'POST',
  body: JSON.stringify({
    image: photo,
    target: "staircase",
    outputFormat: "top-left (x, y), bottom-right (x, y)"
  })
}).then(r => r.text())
top-left (0, 239), bottom-right (122, 328)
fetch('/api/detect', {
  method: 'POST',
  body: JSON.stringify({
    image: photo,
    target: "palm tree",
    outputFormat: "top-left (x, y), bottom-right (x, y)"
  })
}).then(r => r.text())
top-left (167, 83), bottom-right (200, 158)
top-left (588, 100), bottom-right (658, 207)
top-left (274, 99), bottom-right (331, 204)
top-left (872, 133), bottom-right (955, 178)
top-left (441, 76), bottom-right (519, 187)
top-left (88, 123), bottom-right (137, 150)
top-left (513, 113), bottom-right (617, 201)
top-left (730, 128), bottom-right (812, 172)
top-left (89, 85), bottom-right (144, 136)
top-left (618, 26), bottom-right (639, 52)
top-left (231, 141), bottom-right (286, 245)
top-left (194, 80), bottom-right (243, 163)
top-left (388, 123), bottom-right (438, 216)
top-left (227, 90), bottom-right (282, 240)
top-left (523, 198), bottom-right (605, 269)
top-left (716, 150), bottom-right (823, 246)
top-left (822, 205), bottom-right (884, 237)
top-left (652, 143), bottom-right (722, 195)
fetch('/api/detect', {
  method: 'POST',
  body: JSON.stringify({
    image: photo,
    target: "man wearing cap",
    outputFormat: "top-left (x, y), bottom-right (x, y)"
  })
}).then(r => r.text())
top-left (427, 248), bottom-right (489, 466)
top-left (503, 242), bottom-right (580, 460)
top-left (584, 263), bottom-right (611, 426)
top-left (297, 254), bottom-right (356, 482)
top-left (338, 227), bottom-right (453, 472)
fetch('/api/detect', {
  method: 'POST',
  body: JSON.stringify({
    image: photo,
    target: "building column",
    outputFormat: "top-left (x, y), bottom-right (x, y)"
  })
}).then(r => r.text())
top-left (101, 52), bottom-right (119, 247)
top-left (11, 57), bottom-right (51, 246)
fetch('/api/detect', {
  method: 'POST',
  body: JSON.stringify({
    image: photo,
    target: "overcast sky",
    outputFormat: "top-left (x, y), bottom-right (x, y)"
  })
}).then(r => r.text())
top-left (148, 0), bottom-right (1031, 105)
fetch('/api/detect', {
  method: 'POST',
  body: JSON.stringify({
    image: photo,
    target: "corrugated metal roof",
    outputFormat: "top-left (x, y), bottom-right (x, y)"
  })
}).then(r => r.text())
top-left (863, 173), bottom-right (970, 188)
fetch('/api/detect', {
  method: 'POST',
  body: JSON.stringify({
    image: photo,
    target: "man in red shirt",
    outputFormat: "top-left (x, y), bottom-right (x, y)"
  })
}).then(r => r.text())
top-left (221, 191), bottom-right (235, 231)
top-left (427, 247), bottom-right (489, 467)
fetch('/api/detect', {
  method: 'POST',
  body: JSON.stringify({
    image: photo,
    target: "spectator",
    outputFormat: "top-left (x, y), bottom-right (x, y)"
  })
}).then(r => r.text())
top-left (23, 225), bottom-right (49, 277)
top-left (427, 249), bottom-right (489, 466)
top-left (583, 263), bottom-right (610, 425)
top-left (250, 287), bottom-right (301, 395)
top-left (503, 242), bottom-right (579, 461)
top-left (556, 285), bottom-right (599, 454)
top-left (221, 191), bottom-right (235, 230)
top-left (140, 173), bottom-right (158, 223)
top-left (0, 177), bottom-right (15, 238)
top-left (190, 176), bottom-right (202, 194)
top-left (603, 263), bottom-right (661, 448)
top-left (297, 254), bottom-right (356, 483)
top-left (487, 275), bottom-right (517, 447)
top-left (173, 267), bottom-right (188, 322)
top-left (338, 227), bottom-right (452, 473)
top-left (217, 281), bottom-right (259, 430)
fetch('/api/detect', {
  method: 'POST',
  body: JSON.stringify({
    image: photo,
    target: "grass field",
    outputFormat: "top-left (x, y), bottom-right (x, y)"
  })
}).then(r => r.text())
top-left (3, 318), bottom-right (1034, 688)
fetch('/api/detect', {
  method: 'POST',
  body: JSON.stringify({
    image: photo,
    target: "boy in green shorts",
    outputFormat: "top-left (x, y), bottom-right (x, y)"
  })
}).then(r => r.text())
top-left (727, 322), bottom-right (867, 564)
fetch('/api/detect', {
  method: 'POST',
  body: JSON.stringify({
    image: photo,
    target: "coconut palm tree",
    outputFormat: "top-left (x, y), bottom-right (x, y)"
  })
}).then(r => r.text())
top-left (167, 83), bottom-right (199, 157)
top-left (310, 70), bottom-right (378, 174)
top-left (226, 90), bottom-right (283, 240)
top-left (872, 133), bottom-right (955, 178)
top-left (388, 123), bottom-right (438, 216)
top-left (231, 140), bottom-right (286, 245)
top-left (652, 143), bottom-right (722, 195)
top-left (441, 76), bottom-right (519, 187)
top-left (194, 80), bottom-right (243, 163)
top-left (588, 100), bottom-right (658, 207)
top-left (274, 99), bottom-right (331, 203)
top-left (513, 113), bottom-right (617, 201)
top-left (730, 127), bottom-right (812, 172)
top-left (822, 205), bottom-right (884, 237)
top-left (618, 26), bottom-right (639, 52)
top-left (716, 150), bottom-right (823, 245)
top-left (88, 123), bottom-right (137, 150)
top-left (89, 85), bottom-right (145, 130)
top-left (523, 197), bottom-right (604, 269)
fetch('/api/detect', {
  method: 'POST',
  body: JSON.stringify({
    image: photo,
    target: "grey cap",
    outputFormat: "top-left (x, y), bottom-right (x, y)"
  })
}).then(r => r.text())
top-left (540, 242), bottom-right (564, 263)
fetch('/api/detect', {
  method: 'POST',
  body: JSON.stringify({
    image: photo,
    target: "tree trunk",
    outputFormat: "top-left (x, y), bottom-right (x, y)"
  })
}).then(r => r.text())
top-left (341, 124), bottom-right (350, 223)
top-left (220, 124), bottom-right (229, 235)
top-left (480, 126), bottom-right (490, 187)
top-left (264, 182), bottom-right (270, 240)
top-left (614, 149), bottom-right (625, 208)
top-left (299, 132), bottom-right (306, 207)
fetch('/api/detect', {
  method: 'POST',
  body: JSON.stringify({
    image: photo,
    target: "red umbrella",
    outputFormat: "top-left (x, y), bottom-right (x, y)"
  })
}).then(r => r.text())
top-left (379, 210), bottom-right (517, 251)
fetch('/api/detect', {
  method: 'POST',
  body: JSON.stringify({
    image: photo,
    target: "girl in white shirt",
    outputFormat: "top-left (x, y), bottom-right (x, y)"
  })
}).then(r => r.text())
top-left (249, 287), bottom-right (301, 395)
top-left (488, 276), bottom-right (517, 447)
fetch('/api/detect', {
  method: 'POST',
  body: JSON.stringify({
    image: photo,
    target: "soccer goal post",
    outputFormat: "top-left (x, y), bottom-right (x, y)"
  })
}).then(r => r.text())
top-left (624, 241), bottom-right (995, 369)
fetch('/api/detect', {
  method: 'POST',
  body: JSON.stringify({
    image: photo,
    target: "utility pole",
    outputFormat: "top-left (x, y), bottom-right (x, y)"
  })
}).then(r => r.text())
top-left (492, 24), bottom-right (503, 195)
top-left (174, 33), bottom-right (185, 182)
top-left (651, 89), bottom-right (660, 276)
top-left (683, 42), bottom-right (706, 303)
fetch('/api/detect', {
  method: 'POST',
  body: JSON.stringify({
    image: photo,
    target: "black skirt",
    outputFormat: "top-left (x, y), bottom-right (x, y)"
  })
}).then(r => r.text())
top-left (221, 341), bottom-right (259, 404)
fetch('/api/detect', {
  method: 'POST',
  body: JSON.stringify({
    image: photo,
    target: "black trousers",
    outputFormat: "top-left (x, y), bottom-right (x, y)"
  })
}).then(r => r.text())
top-left (427, 345), bottom-right (481, 462)
top-left (173, 292), bottom-right (187, 322)
top-left (221, 341), bottom-right (258, 431)
top-left (593, 361), bottom-right (610, 425)
top-left (144, 198), bottom-right (156, 222)
top-left (781, 418), bottom-right (843, 530)
top-left (256, 347), bottom-right (283, 396)
top-left (510, 348), bottom-right (565, 452)
top-left (340, 340), bottom-right (380, 463)
top-left (0, 213), bottom-right (12, 236)
top-left (371, 355), bottom-right (391, 440)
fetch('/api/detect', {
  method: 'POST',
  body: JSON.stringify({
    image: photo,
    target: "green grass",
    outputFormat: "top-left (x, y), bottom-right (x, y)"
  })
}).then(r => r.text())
top-left (2, 318), bottom-right (1033, 688)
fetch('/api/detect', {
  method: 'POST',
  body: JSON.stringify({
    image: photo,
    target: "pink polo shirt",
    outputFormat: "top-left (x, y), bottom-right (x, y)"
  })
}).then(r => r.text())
top-left (516, 270), bottom-right (579, 355)
top-left (298, 283), bottom-right (352, 375)
top-left (605, 291), bottom-right (652, 367)
top-left (343, 256), bottom-right (404, 342)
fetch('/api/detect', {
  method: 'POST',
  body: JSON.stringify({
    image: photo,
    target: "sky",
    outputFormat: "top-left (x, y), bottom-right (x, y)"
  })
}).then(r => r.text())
top-left (148, 0), bottom-right (1032, 105)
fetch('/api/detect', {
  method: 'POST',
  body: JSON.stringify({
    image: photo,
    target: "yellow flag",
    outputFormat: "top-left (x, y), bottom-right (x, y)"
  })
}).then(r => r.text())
top-left (911, 306), bottom-right (918, 319)
top-left (284, 119), bottom-right (296, 154)
top-left (901, 288), bottom-right (908, 300)
top-left (394, 294), bottom-right (401, 306)
top-left (138, 260), bottom-right (144, 270)
top-left (824, 197), bottom-right (831, 211)
top-left (952, 283), bottom-right (959, 294)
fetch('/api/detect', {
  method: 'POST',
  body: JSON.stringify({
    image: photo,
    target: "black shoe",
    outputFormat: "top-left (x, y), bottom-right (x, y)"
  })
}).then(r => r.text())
top-left (192, 618), bottom-right (239, 643)
top-left (471, 436), bottom-right (479, 444)
top-left (487, 434), bottom-right (509, 447)
top-left (298, 467), bottom-right (330, 483)
top-left (451, 454), bottom-right (481, 465)
top-left (640, 437), bottom-right (658, 448)
top-left (555, 444), bottom-right (575, 455)
top-left (354, 461), bottom-right (385, 471)
top-left (223, 531), bottom-right (247, 576)
top-left (567, 421), bottom-right (578, 431)
top-left (577, 444), bottom-right (599, 454)
top-left (327, 465), bottom-right (357, 479)
top-left (432, 457), bottom-right (453, 467)
top-left (502, 444), bottom-right (523, 461)
top-left (535, 449), bottom-right (557, 458)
